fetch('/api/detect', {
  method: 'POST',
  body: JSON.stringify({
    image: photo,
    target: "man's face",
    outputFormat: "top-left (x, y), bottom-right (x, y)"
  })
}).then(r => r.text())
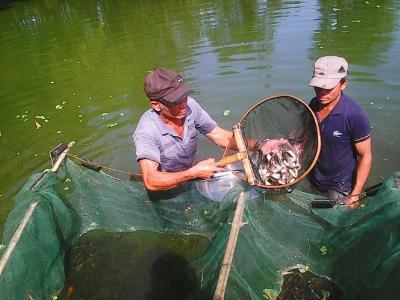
top-left (313, 80), bottom-right (347, 105)
top-left (152, 97), bottom-right (188, 120)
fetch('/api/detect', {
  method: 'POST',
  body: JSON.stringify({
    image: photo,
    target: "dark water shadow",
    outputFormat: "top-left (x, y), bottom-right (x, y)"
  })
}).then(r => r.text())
top-left (0, 0), bottom-right (25, 10)
top-left (59, 231), bottom-right (204, 300)
top-left (145, 252), bottom-right (197, 300)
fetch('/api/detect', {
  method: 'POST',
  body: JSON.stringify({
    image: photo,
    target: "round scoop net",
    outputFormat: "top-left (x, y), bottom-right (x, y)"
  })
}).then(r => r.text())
top-left (221, 94), bottom-right (321, 189)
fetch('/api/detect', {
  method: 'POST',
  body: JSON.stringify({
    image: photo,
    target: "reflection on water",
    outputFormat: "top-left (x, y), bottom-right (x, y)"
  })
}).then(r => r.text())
top-left (312, 0), bottom-right (397, 67)
top-left (0, 0), bottom-right (399, 230)
top-left (59, 230), bottom-right (209, 300)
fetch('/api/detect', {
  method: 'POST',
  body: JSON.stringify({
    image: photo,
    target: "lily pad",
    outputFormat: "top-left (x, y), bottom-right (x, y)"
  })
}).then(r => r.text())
top-left (223, 109), bottom-right (231, 117)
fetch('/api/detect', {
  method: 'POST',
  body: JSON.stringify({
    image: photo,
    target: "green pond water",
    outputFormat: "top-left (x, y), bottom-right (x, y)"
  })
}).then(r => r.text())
top-left (0, 0), bottom-right (400, 298)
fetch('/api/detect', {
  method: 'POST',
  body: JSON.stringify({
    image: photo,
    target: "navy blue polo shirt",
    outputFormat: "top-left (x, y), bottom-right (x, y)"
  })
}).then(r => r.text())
top-left (133, 97), bottom-right (217, 172)
top-left (309, 93), bottom-right (371, 192)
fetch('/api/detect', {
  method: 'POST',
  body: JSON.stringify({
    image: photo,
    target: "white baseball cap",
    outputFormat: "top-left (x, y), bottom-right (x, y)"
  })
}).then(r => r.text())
top-left (309, 56), bottom-right (348, 89)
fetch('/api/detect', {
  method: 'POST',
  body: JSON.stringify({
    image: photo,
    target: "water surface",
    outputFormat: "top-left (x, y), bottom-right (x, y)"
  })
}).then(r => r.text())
top-left (0, 0), bottom-right (399, 235)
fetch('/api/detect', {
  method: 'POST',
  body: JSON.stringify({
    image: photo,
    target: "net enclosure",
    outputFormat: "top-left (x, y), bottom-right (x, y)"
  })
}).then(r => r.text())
top-left (1, 155), bottom-right (400, 299)
top-left (221, 94), bottom-right (321, 190)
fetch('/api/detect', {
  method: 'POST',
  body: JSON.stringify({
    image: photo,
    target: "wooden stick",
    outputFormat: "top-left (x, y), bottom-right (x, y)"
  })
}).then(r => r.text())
top-left (217, 152), bottom-right (247, 167)
top-left (0, 202), bottom-right (38, 276)
top-left (213, 192), bottom-right (247, 300)
top-left (232, 125), bottom-right (255, 185)
top-left (51, 145), bottom-right (70, 172)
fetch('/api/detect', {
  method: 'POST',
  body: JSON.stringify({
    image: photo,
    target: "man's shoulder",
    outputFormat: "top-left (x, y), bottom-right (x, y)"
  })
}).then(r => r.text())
top-left (341, 94), bottom-right (369, 118)
top-left (134, 109), bottom-right (159, 134)
top-left (187, 96), bottom-right (200, 109)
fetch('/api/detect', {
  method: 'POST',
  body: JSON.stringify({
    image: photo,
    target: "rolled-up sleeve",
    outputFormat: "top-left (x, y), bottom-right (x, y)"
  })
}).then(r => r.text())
top-left (351, 110), bottom-right (371, 143)
top-left (133, 130), bottom-right (160, 163)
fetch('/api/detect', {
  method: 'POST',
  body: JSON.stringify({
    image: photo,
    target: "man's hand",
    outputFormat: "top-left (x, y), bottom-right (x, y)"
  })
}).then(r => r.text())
top-left (190, 158), bottom-right (225, 179)
top-left (258, 138), bottom-right (288, 154)
top-left (345, 194), bottom-right (360, 208)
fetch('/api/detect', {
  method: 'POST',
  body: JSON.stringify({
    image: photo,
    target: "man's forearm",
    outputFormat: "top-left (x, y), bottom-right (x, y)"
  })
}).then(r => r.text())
top-left (143, 168), bottom-right (195, 191)
top-left (351, 155), bottom-right (372, 196)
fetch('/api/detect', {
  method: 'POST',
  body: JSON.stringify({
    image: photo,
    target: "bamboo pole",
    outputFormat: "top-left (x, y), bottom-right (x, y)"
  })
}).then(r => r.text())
top-left (232, 125), bottom-right (256, 185)
top-left (0, 145), bottom-right (69, 277)
top-left (213, 192), bottom-right (247, 300)
top-left (0, 202), bottom-right (38, 276)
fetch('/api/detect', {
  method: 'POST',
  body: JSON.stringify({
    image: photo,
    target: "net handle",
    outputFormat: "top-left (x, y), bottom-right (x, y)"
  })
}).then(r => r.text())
top-left (217, 152), bottom-right (246, 167)
top-left (217, 124), bottom-right (256, 185)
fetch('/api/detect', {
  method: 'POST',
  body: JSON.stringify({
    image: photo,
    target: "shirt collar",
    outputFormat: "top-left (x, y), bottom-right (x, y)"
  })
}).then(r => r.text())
top-left (329, 93), bottom-right (346, 116)
top-left (151, 102), bottom-right (193, 137)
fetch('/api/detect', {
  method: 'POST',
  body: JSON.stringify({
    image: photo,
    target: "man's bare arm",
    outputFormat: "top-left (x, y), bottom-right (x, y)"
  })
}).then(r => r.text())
top-left (206, 126), bottom-right (287, 153)
top-left (346, 137), bottom-right (372, 205)
top-left (206, 126), bottom-right (233, 148)
top-left (139, 158), bottom-right (225, 191)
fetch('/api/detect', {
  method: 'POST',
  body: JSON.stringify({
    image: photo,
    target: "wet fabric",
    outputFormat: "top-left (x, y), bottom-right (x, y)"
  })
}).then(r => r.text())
top-left (0, 159), bottom-right (399, 300)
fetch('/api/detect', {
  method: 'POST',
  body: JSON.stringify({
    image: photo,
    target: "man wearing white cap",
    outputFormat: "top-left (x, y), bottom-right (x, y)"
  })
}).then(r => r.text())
top-left (309, 56), bottom-right (372, 206)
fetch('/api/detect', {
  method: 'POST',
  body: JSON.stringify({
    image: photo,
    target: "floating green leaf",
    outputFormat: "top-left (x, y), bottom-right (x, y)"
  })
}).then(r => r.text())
top-left (107, 123), bottom-right (118, 128)
top-left (263, 288), bottom-right (277, 300)
top-left (320, 245), bottom-right (328, 255)
top-left (299, 264), bottom-right (310, 273)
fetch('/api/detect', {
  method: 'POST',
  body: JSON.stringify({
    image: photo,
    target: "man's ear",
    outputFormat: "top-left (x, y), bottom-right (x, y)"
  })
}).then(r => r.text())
top-left (150, 101), bottom-right (161, 112)
top-left (340, 79), bottom-right (348, 90)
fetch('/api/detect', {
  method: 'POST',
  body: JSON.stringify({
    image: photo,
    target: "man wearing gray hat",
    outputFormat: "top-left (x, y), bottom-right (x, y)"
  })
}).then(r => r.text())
top-left (309, 56), bottom-right (372, 206)
top-left (134, 67), bottom-right (285, 191)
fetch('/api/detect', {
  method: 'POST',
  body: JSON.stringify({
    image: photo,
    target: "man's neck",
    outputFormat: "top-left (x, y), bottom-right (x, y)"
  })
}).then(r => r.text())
top-left (160, 113), bottom-right (184, 126)
top-left (160, 113), bottom-right (184, 137)
top-left (319, 93), bottom-right (342, 112)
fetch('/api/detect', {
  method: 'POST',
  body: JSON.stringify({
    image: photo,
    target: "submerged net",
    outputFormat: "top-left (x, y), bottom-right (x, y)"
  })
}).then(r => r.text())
top-left (1, 158), bottom-right (400, 300)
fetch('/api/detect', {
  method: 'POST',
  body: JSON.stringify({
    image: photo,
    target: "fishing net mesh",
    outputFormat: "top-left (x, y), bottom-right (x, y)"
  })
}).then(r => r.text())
top-left (222, 95), bottom-right (320, 189)
top-left (1, 158), bottom-right (400, 299)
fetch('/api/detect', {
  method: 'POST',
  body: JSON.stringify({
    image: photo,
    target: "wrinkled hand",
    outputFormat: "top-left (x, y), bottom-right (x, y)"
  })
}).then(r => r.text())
top-left (345, 194), bottom-right (360, 208)
top-left (191, 158), bottom-right (225, 179)
top-left (259, 138), bottom-right (288, 154)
